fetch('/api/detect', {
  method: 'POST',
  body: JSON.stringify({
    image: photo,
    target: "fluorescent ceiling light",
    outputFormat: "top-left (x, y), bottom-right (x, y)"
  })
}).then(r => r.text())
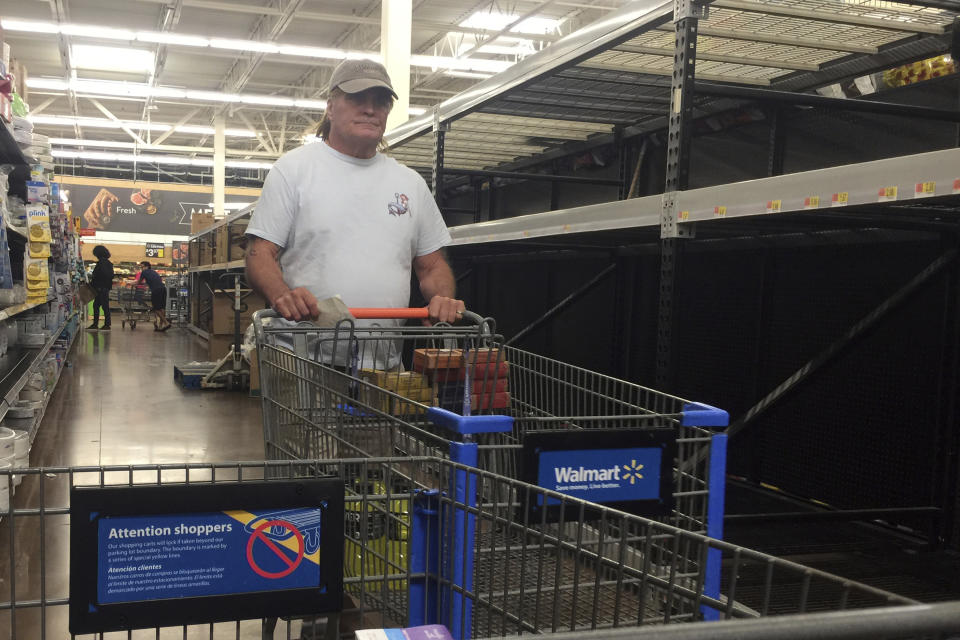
top-left (63, 25), bottom-right (135, 40)
top-left (50, 138), bottom-right (139, 149)
top-left (30, 115), bottom-right (256, 138)
top-left (49, 138), bottom-right (275, 158)
top-left (278, 45), bottom-right (346, 59)
top-left (459, 11), bottom-right (561, 35)
top-left (1, 18), bottom-right (514, 75)
top-left (444, 71), bottom-right (494, 80)
top-left (53, 149), bottom-right (274, 170)
top-left (135, 31), bottom-right (210, 47)
top-left (72, 44), bottom-right (155, 73)
top-left (410, 54), bottom-right (509, 74)
top-left (26, 78), bottom-right (422, 114)
top-left (210, 38), bottom-right (280, 54)
top-left (0, 19), bottom-right (58, 34)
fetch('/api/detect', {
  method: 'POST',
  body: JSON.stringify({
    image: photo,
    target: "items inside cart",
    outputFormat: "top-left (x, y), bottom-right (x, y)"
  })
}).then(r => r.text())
top-left (253, 308), bottom-right (728, 538)
top-left (0, 458), bottom-right (951, 639)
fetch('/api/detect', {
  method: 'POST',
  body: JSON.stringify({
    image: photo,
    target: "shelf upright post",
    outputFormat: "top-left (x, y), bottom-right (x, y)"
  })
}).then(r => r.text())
top-left (767, 106), bottom-right (787, 177)
top-left (657, 0), bottom-right (703, 389)
top-left (658, 1), bottom-right (726, 620)
top-left (615, 126), bottom-right (628, 200)
top-left (431, 107), bottom-right (449, 211)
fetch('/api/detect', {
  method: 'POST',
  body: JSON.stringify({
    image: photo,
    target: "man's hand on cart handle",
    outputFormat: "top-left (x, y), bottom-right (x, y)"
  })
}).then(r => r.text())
top-left (271, 287), bottom-right (320, 321)
top-left (425, 295), bottom-right (466, 326)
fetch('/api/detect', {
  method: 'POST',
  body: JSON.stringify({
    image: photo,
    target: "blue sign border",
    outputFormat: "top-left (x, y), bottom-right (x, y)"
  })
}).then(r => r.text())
top-left (69, 479), bottom-right (344, 635)
top-left (521, 428), bottom-right (676, 523)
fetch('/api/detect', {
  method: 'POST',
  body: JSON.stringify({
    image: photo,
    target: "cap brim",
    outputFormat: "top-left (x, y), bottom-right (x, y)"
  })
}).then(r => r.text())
top-left (337, 78), bottom-right (399, 99)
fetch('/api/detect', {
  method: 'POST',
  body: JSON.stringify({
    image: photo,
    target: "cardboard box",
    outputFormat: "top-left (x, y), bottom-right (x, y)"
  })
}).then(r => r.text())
top-left (413, 348), bottom-right (463, 372)
top-left (199, 237), bottom-right (214, 266)
top-left (191, 212), bottom-right (216, 234)
top-left (211, 290), bottom-right (265, 335)
top-left (429, 360), bottom-right (509, 383)
top-left (215, 221), bottom-right (249, 263)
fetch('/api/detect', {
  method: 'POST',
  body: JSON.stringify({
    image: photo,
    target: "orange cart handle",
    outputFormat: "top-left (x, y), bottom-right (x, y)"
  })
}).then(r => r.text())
top-left (349, 307), bottom-right (431, 319)
top-left (349, 308), bottom-right (481, 324)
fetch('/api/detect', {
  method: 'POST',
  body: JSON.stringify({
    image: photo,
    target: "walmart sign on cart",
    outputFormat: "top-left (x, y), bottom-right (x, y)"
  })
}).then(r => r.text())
top-left (523, 430), bottom-right (676, 521)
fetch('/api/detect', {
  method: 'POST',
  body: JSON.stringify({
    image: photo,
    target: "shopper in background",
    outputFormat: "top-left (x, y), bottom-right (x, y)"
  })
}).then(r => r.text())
top-left (245, 59), bottom-right (464, 330)
top-left (136, 261), bottom-right (171, 332)
top-left (88, 245), bottom-right (114, 331)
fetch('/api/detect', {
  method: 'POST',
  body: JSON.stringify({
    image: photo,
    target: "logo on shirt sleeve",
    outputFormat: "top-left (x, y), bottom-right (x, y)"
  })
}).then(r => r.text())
top-left (387, 193), bottom-right (410, 217)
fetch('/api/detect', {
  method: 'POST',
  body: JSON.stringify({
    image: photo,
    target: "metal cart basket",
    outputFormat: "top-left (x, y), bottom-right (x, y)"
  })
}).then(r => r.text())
top-left (254, 309), bottom-right (729, 609)
top-left (2, 458), bottom-right (953, 640)
top-left (117, 282), bottom-right (155, 330)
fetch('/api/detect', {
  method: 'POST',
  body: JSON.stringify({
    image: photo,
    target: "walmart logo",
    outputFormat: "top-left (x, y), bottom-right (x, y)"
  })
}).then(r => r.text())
top-left (553, 458), bottom-right (646, 485)
top-left (622, 459), bottom-right (645, 484)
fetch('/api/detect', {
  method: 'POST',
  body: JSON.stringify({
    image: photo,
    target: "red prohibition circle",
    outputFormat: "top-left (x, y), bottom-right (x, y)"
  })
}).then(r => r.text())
top-left (245, 519), bottom-right (305, 579)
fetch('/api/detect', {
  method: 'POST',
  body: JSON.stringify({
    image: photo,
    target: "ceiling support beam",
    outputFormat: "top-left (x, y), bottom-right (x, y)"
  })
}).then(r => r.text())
top-left (49, 0), bottom-right (82, 139)
top-left (235, 110), bottom-right (275, 154)
top-left (140, 0), bottom-right (184, 130)
top-left (30, 97), bottom-right (57, 115)
top-left (88, 98), bottom-right (147, 145)
top-left (259, 113), bottom-right (278, 154)
top-left (152, 108), bottom-right (200, 146)
top-left (277, 111), bottom-right (288, 153)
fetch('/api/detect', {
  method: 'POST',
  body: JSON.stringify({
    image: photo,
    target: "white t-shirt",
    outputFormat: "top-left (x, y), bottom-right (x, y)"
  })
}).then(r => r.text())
top-left (247, 141), bottom-right (452, 367)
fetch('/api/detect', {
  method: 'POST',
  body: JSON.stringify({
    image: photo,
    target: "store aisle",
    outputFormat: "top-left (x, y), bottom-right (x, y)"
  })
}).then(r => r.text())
top-left (31, 325), bottom-right (265, 467)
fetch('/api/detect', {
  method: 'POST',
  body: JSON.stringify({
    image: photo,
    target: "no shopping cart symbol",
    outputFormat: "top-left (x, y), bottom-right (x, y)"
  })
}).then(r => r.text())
top-left (245, 520), bottom-right (305, 579)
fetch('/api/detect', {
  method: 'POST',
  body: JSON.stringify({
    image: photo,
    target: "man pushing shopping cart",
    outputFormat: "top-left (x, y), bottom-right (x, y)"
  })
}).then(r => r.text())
top-left (244, 58), bottom-right (464, 334)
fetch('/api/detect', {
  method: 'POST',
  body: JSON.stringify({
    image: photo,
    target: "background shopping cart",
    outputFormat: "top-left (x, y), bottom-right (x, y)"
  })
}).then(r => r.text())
top-left (0, 457), bottom-right (953, 639)
top-left (117, 282), bottom-right (154, 330)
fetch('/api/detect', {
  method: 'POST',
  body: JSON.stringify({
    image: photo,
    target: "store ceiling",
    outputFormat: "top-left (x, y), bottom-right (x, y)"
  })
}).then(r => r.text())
top-left (1, 0), bottom-right (956, 181)
top-left (0, 0), bottom-right (624, 169)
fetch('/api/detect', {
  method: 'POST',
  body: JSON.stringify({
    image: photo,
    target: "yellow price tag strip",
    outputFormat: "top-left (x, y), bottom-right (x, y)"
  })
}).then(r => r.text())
top-left (766, 200), bottom-right (782, 214)
top-left (877, 186), bottom-right (898, 202)
top-left (679, 210), bottom-right (690, 221)
top-left (914, 182), bottom-right (935, 198)
top-left (831, 192), bottom-right (848, 207)
top-left (803, 196), bottom-right (820, 209)
top-left (714, 206), bottom-right (727, 218)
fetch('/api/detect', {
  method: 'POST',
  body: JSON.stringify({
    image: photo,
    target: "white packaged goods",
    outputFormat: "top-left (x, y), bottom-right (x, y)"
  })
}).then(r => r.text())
top-left (7, 402), bottom-right (36, 419)
top-left (12, 116), bottom-right (32, 133)
top-left (13, 128), bottom-right (32, 146)
top-left (17, 317), bottom-right (42, 334)
top-left (3, 416), bottom-right (32, 430)
top-left (0, 459), bottom-right (11, 513)
top-left (0, 428), bottom-right (16, 460)
top-left (20, 387), bottom-right (44, 402)
top-left (12, 430), bottom-right (28, 487)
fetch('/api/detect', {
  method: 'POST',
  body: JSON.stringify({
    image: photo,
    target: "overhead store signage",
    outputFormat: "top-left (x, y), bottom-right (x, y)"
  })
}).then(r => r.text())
top-left (56, 178), bottom-right (257, 235)
top-left (69, 479), bottom-right (343, 634)
top-left (521, 429), bottom-right (676, 522)
top-left (144, 242), bottom-right (165, 258)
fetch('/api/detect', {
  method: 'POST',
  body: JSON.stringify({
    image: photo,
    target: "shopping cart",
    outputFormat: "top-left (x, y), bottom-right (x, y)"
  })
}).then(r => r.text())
top-left (117, 282), bottom-right (155, 330)
top-left (1, 458), bottom-right (956, 640)
top-left (254, 308), bottom-right (730, 612)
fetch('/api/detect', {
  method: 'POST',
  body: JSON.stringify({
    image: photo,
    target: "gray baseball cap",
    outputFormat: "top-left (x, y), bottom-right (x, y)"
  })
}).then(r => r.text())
top-left (327, 59), bottom-right (398, 99)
